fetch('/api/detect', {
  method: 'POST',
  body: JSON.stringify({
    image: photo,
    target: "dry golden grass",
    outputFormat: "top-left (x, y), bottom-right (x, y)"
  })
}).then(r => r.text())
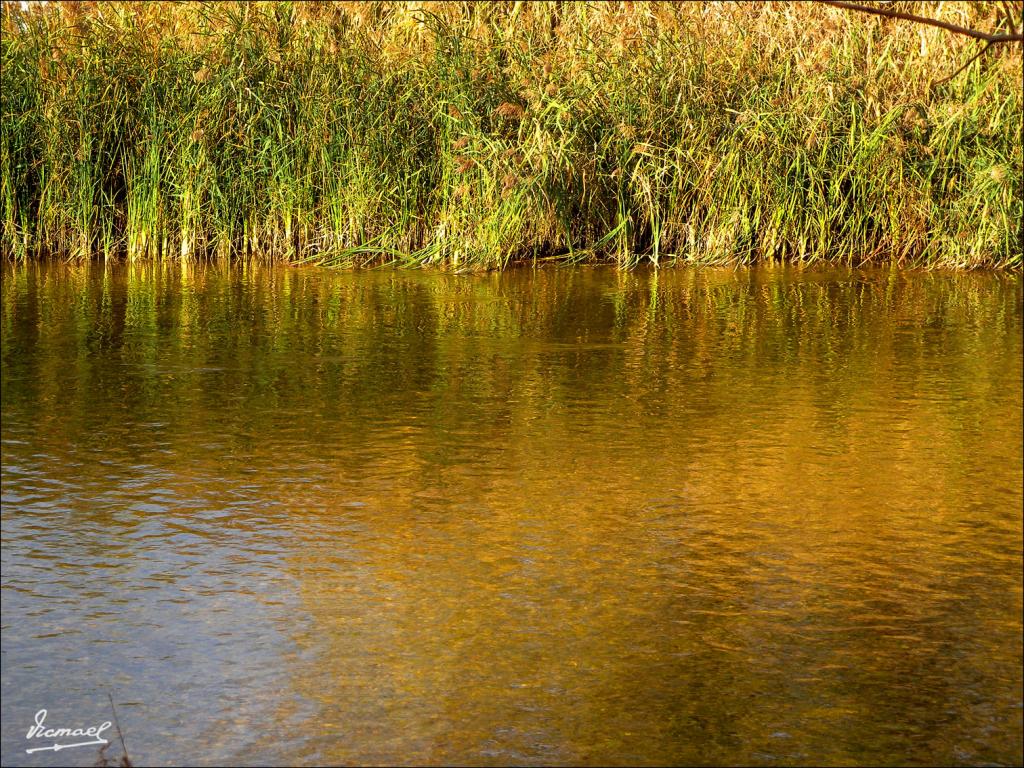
top-left (1, 1), bottom-right (1020, 267)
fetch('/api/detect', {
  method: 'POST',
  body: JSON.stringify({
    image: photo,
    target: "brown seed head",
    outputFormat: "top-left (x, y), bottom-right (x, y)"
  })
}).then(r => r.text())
top-left (495, 102), bottom-right (525, 120)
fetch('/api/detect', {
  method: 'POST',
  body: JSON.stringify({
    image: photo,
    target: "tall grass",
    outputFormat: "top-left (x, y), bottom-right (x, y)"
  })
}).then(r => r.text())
top-left (1, 1), bottom-right (1021, 268)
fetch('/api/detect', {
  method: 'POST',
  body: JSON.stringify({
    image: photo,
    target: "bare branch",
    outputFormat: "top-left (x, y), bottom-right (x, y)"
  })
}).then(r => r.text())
top-left (932, 40), bottom-right (996, 86)
top-left (819, 0), bottom-right (1024, 43)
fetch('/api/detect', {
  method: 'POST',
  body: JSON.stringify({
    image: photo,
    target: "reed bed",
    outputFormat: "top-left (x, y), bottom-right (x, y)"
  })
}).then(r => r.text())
top-left (1, 1), bottom-right (1021, 268)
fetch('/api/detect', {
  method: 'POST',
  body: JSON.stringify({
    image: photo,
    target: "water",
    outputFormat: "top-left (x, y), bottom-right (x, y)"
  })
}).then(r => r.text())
top-left (1, 262), bottom-right (1021, 767)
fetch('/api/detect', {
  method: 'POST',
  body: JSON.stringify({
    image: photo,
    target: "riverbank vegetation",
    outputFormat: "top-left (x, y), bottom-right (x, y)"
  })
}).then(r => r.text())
top-left (1, 1), bottom-right (1021, 268)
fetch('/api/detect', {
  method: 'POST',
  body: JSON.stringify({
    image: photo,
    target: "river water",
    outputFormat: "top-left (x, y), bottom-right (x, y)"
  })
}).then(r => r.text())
top-left (1, 262), bottom-right (1021, 766)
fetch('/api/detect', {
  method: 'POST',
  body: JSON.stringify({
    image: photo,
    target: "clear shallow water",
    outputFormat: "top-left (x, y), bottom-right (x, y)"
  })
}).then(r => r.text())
top-left (1, 262), bottom-right (1021, 767)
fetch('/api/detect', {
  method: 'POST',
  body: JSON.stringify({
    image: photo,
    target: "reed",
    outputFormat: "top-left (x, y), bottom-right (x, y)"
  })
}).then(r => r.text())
top-left (1, 1), bottom-right (1021, 268)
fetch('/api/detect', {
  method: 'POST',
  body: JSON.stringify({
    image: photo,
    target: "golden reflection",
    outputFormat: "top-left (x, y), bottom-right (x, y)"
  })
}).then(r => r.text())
top-left (1, 263), bottom-right (1021, 765)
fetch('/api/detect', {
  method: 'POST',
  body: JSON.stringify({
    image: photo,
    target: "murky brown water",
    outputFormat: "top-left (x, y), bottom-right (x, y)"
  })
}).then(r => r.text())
top-left (1, 262), bottom-right (1021, 767)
